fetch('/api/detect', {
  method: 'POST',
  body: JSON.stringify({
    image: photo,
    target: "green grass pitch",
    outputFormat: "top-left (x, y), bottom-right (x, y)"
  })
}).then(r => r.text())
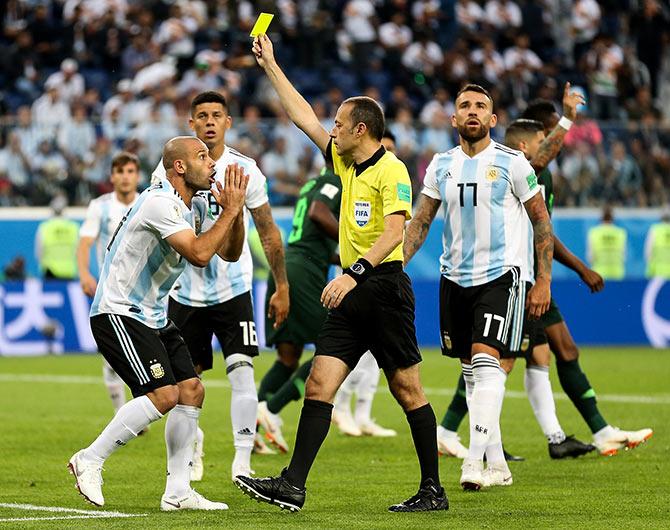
top-left (0, 348), bottom-right (668, 529)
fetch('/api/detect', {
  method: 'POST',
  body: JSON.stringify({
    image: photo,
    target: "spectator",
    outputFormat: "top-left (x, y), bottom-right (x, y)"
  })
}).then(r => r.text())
top-left (603, 141), bottom-right (643, 205)
top-left (571, 0), bottom-right (601, 62)
top-left (58, 103), bottom-right (97, 163)
top-left (389, 106), bottom-right (419, 161)
top-left (31, 80), bottom-right (71, 141)
top-left (121, 31), bottom-right (158, 78)
top-left (401, 30), bottom-right (444, 81)
top-left (153, 4), bottom-right (198, 59)
top-left (34, 194), bottom-right (79, 280)
top-left (0, 132), bottom-right (31, 194)
top-left (587, 205), bottom-right (627, 280)
top-left (13, 105), bottom-right (43, 158)
top-left (456, 0), bottom-right (485, 33)
top-left (471, 37), bottom-right (506, 84)
top-left (419, 87), bottom-right (454, 126)
top-left (644, 208), bottom-right (670, 278)
top-left (378, 12), bottom-right (413, 70)
top-left (261, 136), bottom-right (303, 206)
top-left (484, 0), bottom-right (522, 33)
top-left (503, 34), bottom-right (543, 83)
top-left (583, 34), bottom-right (623, 120)
top-left (342, 0), bottom-right (377, 81)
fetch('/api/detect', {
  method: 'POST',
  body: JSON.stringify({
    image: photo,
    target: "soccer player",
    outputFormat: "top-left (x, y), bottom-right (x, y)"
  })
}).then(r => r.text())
top-left (77, 152), bottom-right (140, 418)
top-left (236, 34), bottom-right (448, 513)
top-left (518, 98), bottom-right (653, 455)
top-left (151, 91), bottom-right (289, 481)
top-left (69, 136), bottom-right (248, 510)
top-left (404, 84), bottom-right (554, 490)
top-left (256, 159), bottom-right (342, 453)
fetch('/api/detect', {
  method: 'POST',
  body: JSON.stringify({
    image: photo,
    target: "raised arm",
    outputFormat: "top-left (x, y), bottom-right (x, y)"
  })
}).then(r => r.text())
top-left (252, 34), bottom-right (330, 153)
top-left (216, 209), bottom-right (245, 262)
top-left (530, 82), bottom-right (584, 174)
top-left (403, 194), bottom-right (441, 265)
top-left (523, 192), bottom-right (554, 318)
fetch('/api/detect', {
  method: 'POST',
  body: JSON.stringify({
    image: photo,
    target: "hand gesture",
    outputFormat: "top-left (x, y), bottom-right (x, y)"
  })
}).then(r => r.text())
top-left (579, 267), bottom-right (604, 293)
top-left (321, 274), bottom-right (357, 310)
top-left (211, 163), bottom-right (249, 216)
top-left (252, 34), bottom-right (276, 69)
top-left (562, 82), bottom-right (585, 122)
top-left (526, 277), bottom-right (551, 320)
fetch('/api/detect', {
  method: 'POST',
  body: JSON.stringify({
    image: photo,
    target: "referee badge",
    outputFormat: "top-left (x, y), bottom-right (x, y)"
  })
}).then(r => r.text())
top-left (354, 201), bottom-right (371, 227)
top-left (150, 362), bottom-right (165, 379)
top-left (485, 166), bottom-right (499, 182)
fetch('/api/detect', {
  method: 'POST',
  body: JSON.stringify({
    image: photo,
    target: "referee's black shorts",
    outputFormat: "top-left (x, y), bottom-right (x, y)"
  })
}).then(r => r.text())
top-left (316, 261), bottom-right (422, 372)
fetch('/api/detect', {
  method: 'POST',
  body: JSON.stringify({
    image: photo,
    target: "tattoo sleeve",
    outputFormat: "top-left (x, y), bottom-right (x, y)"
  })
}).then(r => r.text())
top-left (524, 193), bottom-right (554, 281)
top-left (403, 195), bottom-right (441, 265)
top-left (250, 203), bottom-right (288, 285)
top-left (530, 125), bottom-right (568, 174)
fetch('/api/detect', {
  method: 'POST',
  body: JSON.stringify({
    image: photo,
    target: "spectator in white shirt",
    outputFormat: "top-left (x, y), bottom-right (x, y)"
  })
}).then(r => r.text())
top-left (379, 12), bottom-right (413, 68)
top-left (31, 81), bottom-right (71, 142)
top-left (484, 0), bottom-right (522, 31)
top-left (44, 58), bottom-right (85, 105)
top-left (504, 33), bottom-right (543, 82)
top-left (153, 4), bottom-right (198, 58)
top-left (262, 136), bottom-right (303, 205)
top-left (0, 132), bottom-right (32, 189)
top-left (572, 0), bottom-right (601, 61)
top-left (401, 30), bottom-right (444, 79)
top-left (419, 87), bottom-right (455, 127)
top-left (471, 37), bottom-right (506, 84)
top-left (456, 0), bottom-right (485, 32)
top-left (343, 0), bottom-right (377, 79)
top-left (58, 103), bottom-right (97, 163)
top-left (13, 105), bottom-right (43, 158)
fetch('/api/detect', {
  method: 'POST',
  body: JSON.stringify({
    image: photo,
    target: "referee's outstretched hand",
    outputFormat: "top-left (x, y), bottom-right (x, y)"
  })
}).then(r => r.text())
top-left (252, 34), bottom-right (275, 69)
top-left (321, 275), bottom-right (357, 310)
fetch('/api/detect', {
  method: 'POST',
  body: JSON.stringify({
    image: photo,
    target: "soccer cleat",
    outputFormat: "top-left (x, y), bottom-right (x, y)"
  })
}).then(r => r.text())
top-left (359, 420), bottom-right (397, 437)
top-left (257, 401), bottom-right (289, 453)
top-left (191, 435), bottom-right (204, 482)
top-left (332, 408), bottom-right (362, 436)
top-left (437, 433), bottom-right (468, 459)
top-left (160, 489), bottom-right (228, 511)
top-left (68, 450), bottom-right (105, 507)
top-left (388, 478), bottom-right (449, 512)
top-left (503, 447), bottom-right (525, 462)
top-left (253, 431), bottom-right (277, 455)
top-left (594, 427), bottom-right (653, 456)
top-left (549, 435), bottom-right (596, 459)
top-left (460, 458), bottom-right (484, 491)
top-left (235, 469), bottom-right (306, 512)
top-left (482, 463), bottom-right (513, 487)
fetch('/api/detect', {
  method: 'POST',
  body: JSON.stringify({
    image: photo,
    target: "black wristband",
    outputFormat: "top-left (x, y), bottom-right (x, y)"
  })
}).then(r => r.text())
top-left (344, 258), bottom-right (373, 284)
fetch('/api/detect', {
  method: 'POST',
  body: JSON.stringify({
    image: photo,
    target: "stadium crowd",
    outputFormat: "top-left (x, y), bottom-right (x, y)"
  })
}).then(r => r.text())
top-left (0, 0), bottom-right (668, 207)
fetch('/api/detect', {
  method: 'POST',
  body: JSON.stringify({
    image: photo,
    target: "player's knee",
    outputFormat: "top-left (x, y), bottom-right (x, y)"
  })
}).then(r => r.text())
top-left (176, 377), bottom-right (204, 407)
top-left (500, 357), bottom-right (515, 374)
top-left (277, 347), bottom-right (300, 370)
top-left (150, 385), bottom-right (180, 414)
top-left (387, 371), bottom-right (425, 411)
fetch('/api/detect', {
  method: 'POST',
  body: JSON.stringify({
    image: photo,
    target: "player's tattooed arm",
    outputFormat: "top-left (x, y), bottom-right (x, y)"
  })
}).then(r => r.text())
top-left (524, 192), bottom-right (554, 318)
top-left (403, 195), bottom-right (441, 265)
top-left (250, 202), bottom-right (289, 327)
top-left (530, 126), bottom-right (568, 174)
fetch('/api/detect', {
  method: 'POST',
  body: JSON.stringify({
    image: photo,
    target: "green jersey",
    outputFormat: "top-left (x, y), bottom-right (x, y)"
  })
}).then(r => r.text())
top-left (286, 169), bottom-right (342, 270)
top-left (538, 168), bottom-right (554, 217)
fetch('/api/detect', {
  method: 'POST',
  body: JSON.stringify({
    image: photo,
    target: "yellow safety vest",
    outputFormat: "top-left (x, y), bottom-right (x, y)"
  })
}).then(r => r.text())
top-left (646, 222), bottom-right (670, 278)
top-left (588, 223), bottom-right (627, 280)
top-left (38, 217), bottom-right (79, 279)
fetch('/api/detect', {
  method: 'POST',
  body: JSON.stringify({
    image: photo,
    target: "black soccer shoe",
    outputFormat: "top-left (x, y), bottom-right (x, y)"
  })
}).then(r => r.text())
top-left (388, 479), bottom-right (449, 513)
top-left (549, 435), bottom-right (596, 459)
top-left (234, 469), bottom-right (305, 512)
top-left (484, 446), bottom-right (525, 462)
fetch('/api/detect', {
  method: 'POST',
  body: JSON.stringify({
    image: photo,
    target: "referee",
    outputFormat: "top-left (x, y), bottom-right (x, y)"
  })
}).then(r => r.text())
top-left (235, 34), bottom-right (447, 513)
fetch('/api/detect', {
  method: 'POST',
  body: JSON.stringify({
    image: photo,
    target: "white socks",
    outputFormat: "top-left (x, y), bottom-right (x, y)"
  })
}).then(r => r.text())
top-left (353, 352), bottom-right (380, 426)
top-left (164, 404), bottom-right (200, 498)
top-left (102, 361), bottom-right (126, 413)
top-left (84, 395), bottom-right (162, 463)
top-left (525, 365), bottom-right (566, 444)
top-left (194, 426), bottom-right (204, 460)
top-left (227, 354), bottom-right (257, 469)
top-left (468, 354), bottom-right (506, 462)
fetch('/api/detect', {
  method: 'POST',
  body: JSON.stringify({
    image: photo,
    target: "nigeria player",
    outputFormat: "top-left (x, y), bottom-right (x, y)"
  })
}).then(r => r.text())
top-left (404, 84), bottom-right (554, 490)
top-left (152, 91), bottom-right (289, 481)
top-left (518, 98), bottom-right (653, 455)
top-left (77, 152), bottom-right (140, 418)
top-left (69, 137), bottom-right (248, 510)
top-left (236, 34), bottom-right (447, 513)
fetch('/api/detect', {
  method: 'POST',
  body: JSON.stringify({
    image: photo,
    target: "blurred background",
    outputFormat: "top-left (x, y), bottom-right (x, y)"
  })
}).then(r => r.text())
top-left (0, 0), bottom-right (669, 353)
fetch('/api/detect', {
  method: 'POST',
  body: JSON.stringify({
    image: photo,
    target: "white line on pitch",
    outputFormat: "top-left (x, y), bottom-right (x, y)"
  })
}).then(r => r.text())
top-left (0, 515), bottom-right (143, 523)
top-left (0, 503), bottom-right (146, 522)
top-left (0, 373), bottom-right (669, 405)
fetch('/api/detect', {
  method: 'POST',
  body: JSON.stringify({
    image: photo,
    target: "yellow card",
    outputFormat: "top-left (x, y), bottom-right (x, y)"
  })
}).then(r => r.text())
top-left (250, 13), bottom-right (274, 37)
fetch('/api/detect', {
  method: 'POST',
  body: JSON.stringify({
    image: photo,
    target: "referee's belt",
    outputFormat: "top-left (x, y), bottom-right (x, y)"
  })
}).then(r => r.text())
top-left (367, 260), bottom-right (403, 275)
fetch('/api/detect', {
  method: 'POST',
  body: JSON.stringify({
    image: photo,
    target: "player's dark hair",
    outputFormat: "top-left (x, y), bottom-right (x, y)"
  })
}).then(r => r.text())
top-left (504, 119), bottom-right (544, 149)
top-left (456, 83), bottom-right (493, 106)
top-left (111, 151), bottom-right (139, 171)
top-left (521, 99), bottom-right (557, 128)
top-left (342, 96), bottom-right (385, 141)
top-left (382, 129), bottom-right (396, 143)
top-left (191, 91), bottom-right (228, 116)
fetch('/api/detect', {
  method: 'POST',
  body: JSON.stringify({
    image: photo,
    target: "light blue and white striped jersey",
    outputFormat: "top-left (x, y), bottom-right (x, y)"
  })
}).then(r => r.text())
top-left (90, 178), bottom-right (206, 328)
top-left (152, 145), bottom-right (269, 307)
top-left (79, 192), bottom-right (138, 269)
top-left (422, 141), bottom-right (539, 287)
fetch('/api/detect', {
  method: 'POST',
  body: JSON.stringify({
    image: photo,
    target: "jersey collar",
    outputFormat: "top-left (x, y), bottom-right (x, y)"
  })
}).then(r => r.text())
top-left (354, 145), bottom-right (386, 176)
top-left (458, 139), bottom-right (496, 159)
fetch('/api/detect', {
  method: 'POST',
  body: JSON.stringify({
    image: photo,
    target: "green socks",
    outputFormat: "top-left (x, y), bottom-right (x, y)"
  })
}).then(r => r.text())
top-left (440, 373), bottom-right (468, 431)
top-left (258, 361), bottom-right (295, 402)
top-left (556, 359), bottom-right (607, 433)
top-left (267, 360), bottom-right (313, 414)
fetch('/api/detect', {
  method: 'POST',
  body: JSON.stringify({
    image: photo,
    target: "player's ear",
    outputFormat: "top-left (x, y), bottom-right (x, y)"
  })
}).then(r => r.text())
top-left (490, 113), bottom-right (498, 128)
top-left (451, 114), bottom-right (457, 128)
top-left (225, 115), bottom-right (232, 130)
top-left (188, 117), bottom-right (196, 132)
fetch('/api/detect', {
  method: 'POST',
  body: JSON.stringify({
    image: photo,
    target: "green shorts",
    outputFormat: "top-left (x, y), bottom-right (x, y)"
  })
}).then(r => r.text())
top-left (265, 255), bottom-right (329, 347)
top-left (539, 297), bottom-right (564, 328)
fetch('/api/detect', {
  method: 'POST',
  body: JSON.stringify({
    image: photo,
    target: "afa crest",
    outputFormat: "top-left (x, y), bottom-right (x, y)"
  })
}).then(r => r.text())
top-left (485, 166), bottom-right (499, 182)
top-left (520, 335), bottom-right (530, 352)
top-left (150, 362), bottom-right (165, 379)
top-left (442, 331), bottom-right (452, 350)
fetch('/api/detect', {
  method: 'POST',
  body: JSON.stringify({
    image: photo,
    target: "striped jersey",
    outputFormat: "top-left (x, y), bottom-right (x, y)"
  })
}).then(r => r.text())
top-left (79, 192), bottom-right (138, 269)
top-left (90, 177), bottom-right (206, 328)
top-left (151, 145), bottom-right (269, 307)
top-left (422, 140), bottom-right (539, 287)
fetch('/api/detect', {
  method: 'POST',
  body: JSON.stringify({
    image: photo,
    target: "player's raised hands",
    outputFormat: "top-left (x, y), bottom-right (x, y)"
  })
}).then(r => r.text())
top-left (252, 34), bottom-right (276, 69)
top-left (211, 163), bottom-right (248, 215)
top-left (562, 82), bottom-right (585, 122)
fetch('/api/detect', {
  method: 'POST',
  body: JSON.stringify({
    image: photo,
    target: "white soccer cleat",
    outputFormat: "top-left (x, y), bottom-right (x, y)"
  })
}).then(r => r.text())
top-left (437, 433), bottom-right (469, 459)
top-left (253, 431), bottom-right (277, 455)
top-left (359, 420), bottom-right (397, 437)
top-left (594, 427), bottom-right (653, 456)
top-left (482, 463), bottom-right (513, 487)
top-left (257, 401), bottom-right (289, 453)
top-left (460, 458), bottom-right (484, 491)
top-left (68, 450), bottom-right (105, 507)
top-left (160, 489), bottom-right (229, 511)
top-left (332, 408), bottom-right (362, 436)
